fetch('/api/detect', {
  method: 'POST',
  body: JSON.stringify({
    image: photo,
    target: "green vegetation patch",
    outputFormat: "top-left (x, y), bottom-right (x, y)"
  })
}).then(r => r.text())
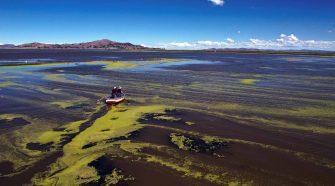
top-left (153, 115), bottom-right (182, 122)
top-left (0, 81), bottom-right (19, 88)
top-left (65, 105), bottom-right (169, 149)
top-left (240, 79), bottom-right (260, 84)
top-left (0, 114), bottom-right (31, 128)
top-left (170, 133), bottom-right (228, 153)
top-left (0, 62), bottom-right (71, 68)
top-left (104, 168), bottom-right (134, 185)
top-left (1, 76), bottom-right (21, 79)
top-left (141, 112), bottom-right (196, 126)
top-left (87, 61), bottom-right (139, 70)
top-left (132, 143), bottom-right (227, 185)
top-left (37, 119), bottom-right (88, 145)
top-left (43, 74), bottom-right (71, 83)
top-left (0, 114), bottom-right (26, 121)
top-left (50, 98), bottom-right (89, 109)
top-left (146, 155), bottom-right (203, 179)
top-left (147, 58), bottom-right (186, 63)
top-left (86, 59), bottom-right (186, 70)
top-left (169, 99), bottom-right (335, 134)
top-left (185, 121), bottom-right (195, 125)
top-left (32, 104), bottom-right (171, 185)
top-left (87, 155), bottom-right (135, 185)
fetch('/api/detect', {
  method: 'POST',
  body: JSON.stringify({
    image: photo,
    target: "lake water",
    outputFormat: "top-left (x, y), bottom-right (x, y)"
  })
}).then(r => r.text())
top-left (0, 49), bottom-right (335, 185)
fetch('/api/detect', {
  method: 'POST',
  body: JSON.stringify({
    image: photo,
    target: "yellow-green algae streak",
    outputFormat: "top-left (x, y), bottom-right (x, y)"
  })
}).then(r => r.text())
top-left (0, 114), bottom-right (27, 121)
top-left (0, 81), bottom-right (19, 87)
top-left (86, 61), bottom-right (139, 70)
top-left (118, 140), bottom-right (227, 185)
top-left (165, 98), bottom-right (335, 134)
top-left (149, 124), bottom-right (335, 170)
top-left (153, 115), bottom-right (181, 122)
top-left (32, 104), bottom-right (232, 185)
top-left (50, 97), bottom-right (89, 109)
top-left (37, 120), bottom-right (88, 145)
top-left (240, 79), bottom-right (260, 84)
top-left (32, 105), bottom-right (171, 185)
top-left (0, 114), bottom-right (63, 171)
top-left (86, 59), bottom-right (187, 70)
top-left (43, 74), bottom-right (75, 83)
top-left (0, 62), bottom-right (72, 69)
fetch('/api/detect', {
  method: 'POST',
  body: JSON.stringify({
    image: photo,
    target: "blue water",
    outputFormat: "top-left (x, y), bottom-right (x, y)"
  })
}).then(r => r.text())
top-left (0, 49), bottom-right (334, 78)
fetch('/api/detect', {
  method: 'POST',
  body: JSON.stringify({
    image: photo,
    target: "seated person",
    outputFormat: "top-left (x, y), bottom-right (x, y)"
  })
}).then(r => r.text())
top-left (111, 87), bottom-right (117, 98)
top-left (116, 86), bottom-right (124, 97)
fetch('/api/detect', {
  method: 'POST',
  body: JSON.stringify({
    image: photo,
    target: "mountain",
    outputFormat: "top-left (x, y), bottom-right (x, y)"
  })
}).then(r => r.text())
top-left (15, 39), bottom-right (150, 50)
top-left (0, 44), bottom-right (16, 49)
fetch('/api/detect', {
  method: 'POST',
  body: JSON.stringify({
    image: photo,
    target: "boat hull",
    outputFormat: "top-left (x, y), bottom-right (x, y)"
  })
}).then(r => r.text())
top-left (105, 97), bottom-right (125, 104)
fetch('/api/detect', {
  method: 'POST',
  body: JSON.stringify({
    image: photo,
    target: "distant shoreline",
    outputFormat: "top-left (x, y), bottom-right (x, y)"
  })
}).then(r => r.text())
top-left (0, 48), bottom-right (335, 57)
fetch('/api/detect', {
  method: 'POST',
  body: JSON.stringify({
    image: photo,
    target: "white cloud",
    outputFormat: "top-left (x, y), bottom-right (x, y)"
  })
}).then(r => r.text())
top-left (157, 34), bottom-right (335, 50)
top-left (246, 34), bottom-right (335, 50)
top-left (237, 30), bottom-right (241, 34)
top-left (250, 39), bottom-right (259, 44)
top-left (209, 0), bottom-right (224, 6)
top-left (276, 34), bottom-right (299, 43)
top-left (197, 41), bottom-right (227, 47)
top-left (226, 38), bottom-right (235, 43)
top-left (162, 42), bottom-right (194, 48)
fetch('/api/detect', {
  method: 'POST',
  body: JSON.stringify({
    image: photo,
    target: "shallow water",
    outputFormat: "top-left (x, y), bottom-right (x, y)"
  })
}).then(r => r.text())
top-left (0, 50), bottom-right (335, 185)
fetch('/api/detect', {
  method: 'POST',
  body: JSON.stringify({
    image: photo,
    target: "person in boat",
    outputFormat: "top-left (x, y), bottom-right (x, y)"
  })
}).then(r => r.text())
top-left (111, 87), bottom-right (118, 98)
top-left (116, 86), bottom-right (124, 97)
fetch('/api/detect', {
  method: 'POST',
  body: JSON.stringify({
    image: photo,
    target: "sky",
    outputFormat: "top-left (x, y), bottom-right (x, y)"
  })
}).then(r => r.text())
top-left (0, 0), bottom-right (335, 50)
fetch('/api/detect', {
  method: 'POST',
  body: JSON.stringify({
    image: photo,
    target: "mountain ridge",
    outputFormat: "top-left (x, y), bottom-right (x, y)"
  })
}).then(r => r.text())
top-left (0, 39), bottom-right (152, 50)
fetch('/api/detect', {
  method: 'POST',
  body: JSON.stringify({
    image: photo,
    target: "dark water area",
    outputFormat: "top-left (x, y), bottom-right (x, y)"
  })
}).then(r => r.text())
top-left (0, 49), bottom-right (224, 63)
top-left (0, 49), bottom-right (333, 63)
top-left (0, 50), bottom-right (335, 185)
top-left (0, 49), bottom-right (263, 62)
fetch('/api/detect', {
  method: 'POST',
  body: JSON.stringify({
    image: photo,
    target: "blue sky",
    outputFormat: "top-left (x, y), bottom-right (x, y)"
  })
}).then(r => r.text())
top-left (1, 0), bottom-right (335, 50)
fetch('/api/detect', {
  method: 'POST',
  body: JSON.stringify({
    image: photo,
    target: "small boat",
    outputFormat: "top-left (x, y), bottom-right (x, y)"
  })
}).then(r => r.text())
top-left (104, 96), bottom-right (125, 104)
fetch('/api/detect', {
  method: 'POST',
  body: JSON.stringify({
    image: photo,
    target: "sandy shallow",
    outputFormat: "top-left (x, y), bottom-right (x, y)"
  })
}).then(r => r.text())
top-left (0, 51), bottom-right (335, 185)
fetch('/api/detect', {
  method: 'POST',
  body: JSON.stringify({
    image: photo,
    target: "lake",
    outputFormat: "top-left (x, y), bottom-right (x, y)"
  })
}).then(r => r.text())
top-left (0, 49), bottom-right (335, 185)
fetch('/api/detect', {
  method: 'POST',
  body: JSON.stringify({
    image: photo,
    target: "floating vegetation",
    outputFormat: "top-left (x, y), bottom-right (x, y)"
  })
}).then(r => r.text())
top-left (1, 76), bottom-right (20, 79)
top-left (167, 99), bottom-right (335, 134)
top-left (240, 79), bottom-right (260, 84)
top-left (33, 87), bottom-right (63, 95)
top-left (0, 81), bottom-right (19, 88)
top-left (153, 115), bottom-right (182, 122)
top-left (86, 61), bottom-right (139, 70)
top-left (36, 119), bottom-right (88, 146)
top-left (170, 133), bottom-right (228, 153)
top-left (50, 98), bottom-right (90, 109)
top-left (0, 114), bottom-right (27, 121)
top-left (129, 143), bottom-right (228, 185)
top-left (0, 62), bottom-right (71, 68)
top-left (147, 58), bottom-right (186, 63)
top-left (43, 74), bottom-right (71, 83)
top-left (185, 121), bottom-right (195, 125)
top-left (104, 168), bottom-right (134, 185)
top-left (0, 114), bottom-right (31, 131)
top-left (138, 109), bottom-right (199, 127)
top-left (88, 156), bottom-right (134, 185)
top-left (31, 105), bottom-right (172, 185)
top-left (145, 155), bottom-right (203, 178)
